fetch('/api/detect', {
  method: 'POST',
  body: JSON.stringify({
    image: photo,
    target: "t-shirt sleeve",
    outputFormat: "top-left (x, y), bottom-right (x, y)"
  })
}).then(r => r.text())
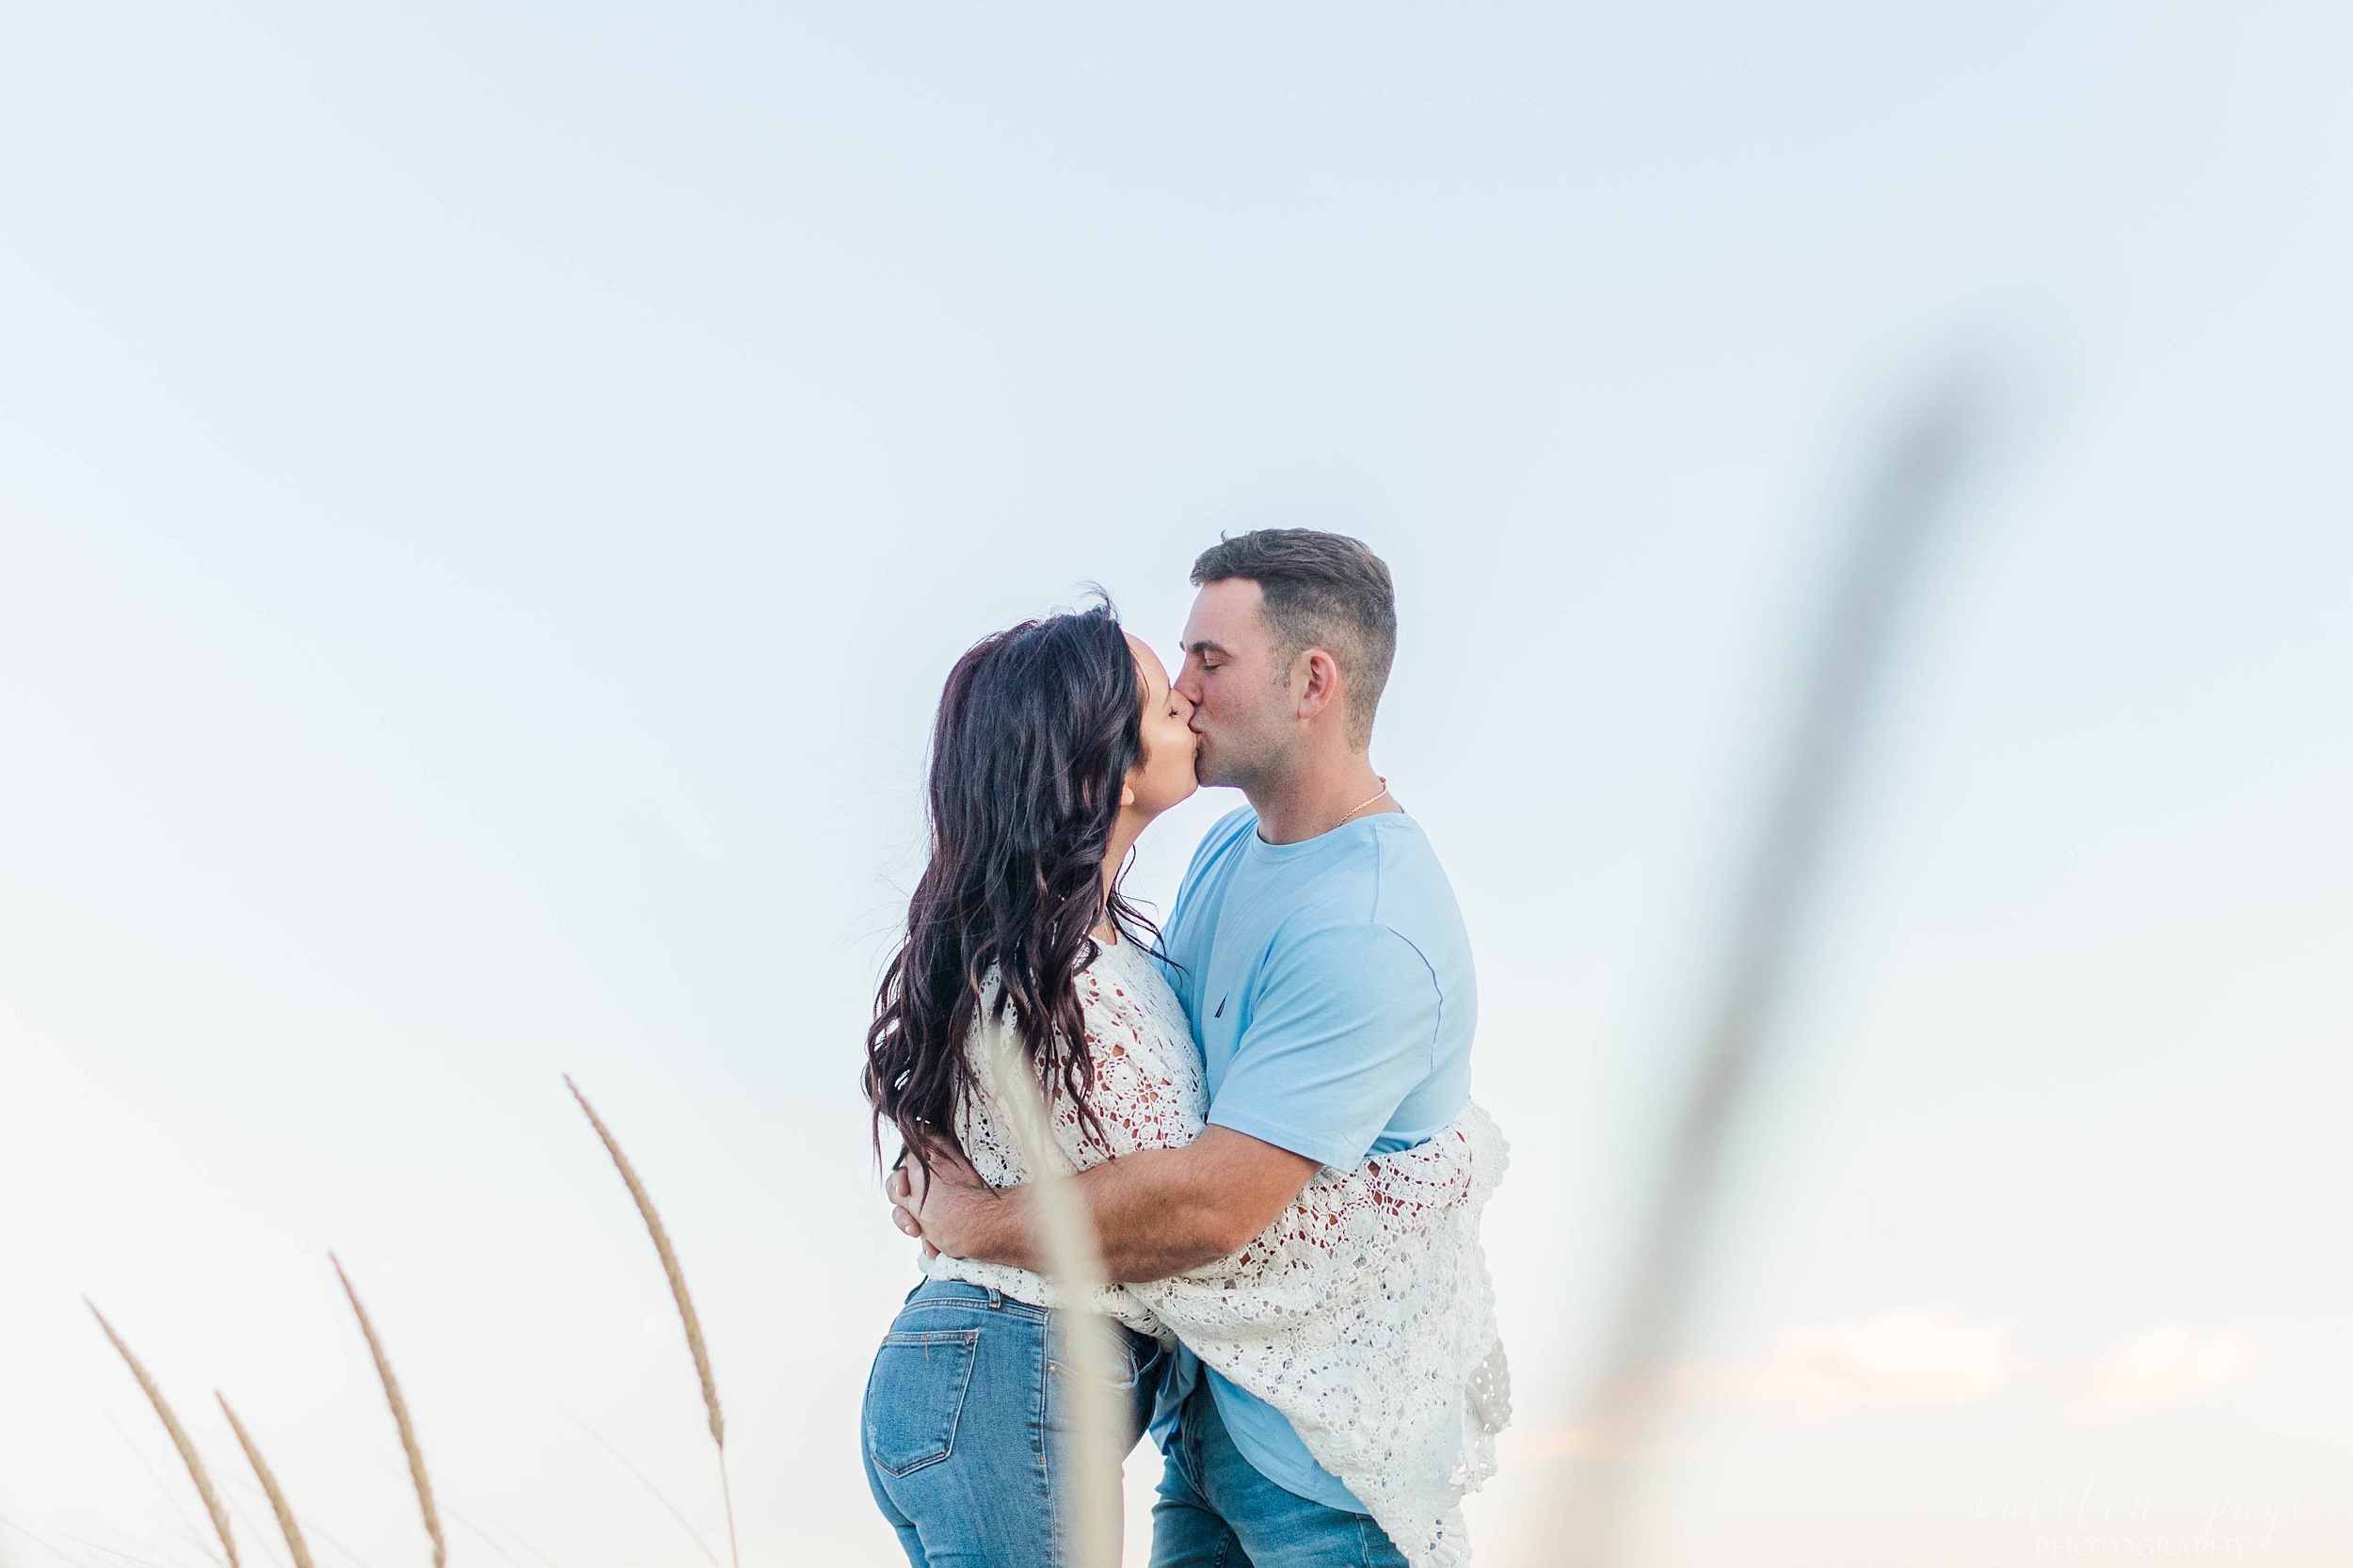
top-left (1203, 922), bottom-right (1442, 1169)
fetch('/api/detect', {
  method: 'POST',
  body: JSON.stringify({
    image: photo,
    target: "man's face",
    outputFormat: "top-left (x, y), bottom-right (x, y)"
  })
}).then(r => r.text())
top-left (1175, 578), bottom-right (1296, 791)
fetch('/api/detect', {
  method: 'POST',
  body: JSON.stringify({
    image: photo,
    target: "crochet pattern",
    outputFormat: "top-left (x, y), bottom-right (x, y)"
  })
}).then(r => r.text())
top-left (923, 936), bottom-right (1510, 1568)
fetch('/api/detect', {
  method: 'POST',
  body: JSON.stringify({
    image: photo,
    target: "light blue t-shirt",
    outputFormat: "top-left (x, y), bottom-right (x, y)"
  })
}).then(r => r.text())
top-left (1148, 803), bottom-right (1477, 1512)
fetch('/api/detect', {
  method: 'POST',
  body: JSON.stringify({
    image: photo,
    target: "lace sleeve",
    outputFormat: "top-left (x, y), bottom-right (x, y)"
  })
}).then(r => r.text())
top-left (952, 960), bottom-right (1206, 1182)
top-left (1124, 1106), bottom-right (1513, 1568)
top-left (1186, 1124), bottom-right (1481, 1295)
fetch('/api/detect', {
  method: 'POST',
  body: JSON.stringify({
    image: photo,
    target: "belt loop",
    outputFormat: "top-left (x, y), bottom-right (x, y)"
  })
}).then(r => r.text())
top-left (985, 1286), bottom-right (1004, 1309)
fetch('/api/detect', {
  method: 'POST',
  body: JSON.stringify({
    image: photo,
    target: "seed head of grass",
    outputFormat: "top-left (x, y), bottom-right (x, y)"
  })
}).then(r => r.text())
top-left (216, 1394), bottom-right (316, 1568)
top-left (563, 1075), bottom-right (723, 1448)
top-left (86, 1299), bottom-right (238, 1568)
top-left (564, 1074), bottom-right (735, 1568)
top-left (330, 1254), bottom-right (445, 1568)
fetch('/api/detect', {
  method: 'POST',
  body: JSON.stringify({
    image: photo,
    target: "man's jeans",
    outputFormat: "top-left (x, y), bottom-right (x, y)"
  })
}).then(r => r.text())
top-left (1149, 1377), bottom-right (1408, 1568)
top-left (862, 1280), bottom-right (1161, 1567)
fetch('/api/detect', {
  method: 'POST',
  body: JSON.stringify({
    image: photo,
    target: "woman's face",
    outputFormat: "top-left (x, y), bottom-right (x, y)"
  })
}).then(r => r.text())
top-left (1124, 632), bottom-right (1199, 821)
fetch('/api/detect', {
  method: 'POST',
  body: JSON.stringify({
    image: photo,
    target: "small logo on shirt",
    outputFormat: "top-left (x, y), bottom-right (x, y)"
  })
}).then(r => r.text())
top-left (1213, 993), bottom-right (1227, 1019)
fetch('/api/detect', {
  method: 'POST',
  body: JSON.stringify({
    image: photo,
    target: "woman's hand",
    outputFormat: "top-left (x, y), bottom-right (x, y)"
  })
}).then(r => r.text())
top-left (885, 1157), bottom-right (941, 1258)
top-left (888, 1148), bottom-right (1025, 1267)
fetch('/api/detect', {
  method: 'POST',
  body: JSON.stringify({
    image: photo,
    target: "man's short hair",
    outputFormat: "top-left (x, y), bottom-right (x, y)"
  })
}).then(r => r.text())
top-left (1191, 529), bottom-right (1398, 746)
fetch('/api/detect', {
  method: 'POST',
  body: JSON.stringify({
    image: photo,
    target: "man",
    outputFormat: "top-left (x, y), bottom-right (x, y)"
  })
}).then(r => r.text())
top-left (895, 528), bottom-right (1477, 1568)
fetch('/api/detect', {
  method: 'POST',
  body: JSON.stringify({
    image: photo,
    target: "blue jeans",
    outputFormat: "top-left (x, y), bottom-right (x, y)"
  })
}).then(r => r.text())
top-left (1148, 1377), bottom-right (1406, 1568)
top-left (862, 1280), bottom-right (1162, 1567)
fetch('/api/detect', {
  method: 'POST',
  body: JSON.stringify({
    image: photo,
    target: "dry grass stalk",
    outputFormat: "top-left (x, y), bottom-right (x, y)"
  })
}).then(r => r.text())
top-left (563, 1075), bottom-right (736, 1568)
top-left (330, 1254), bottom-right (446, 1568)
top-left (85, 1300), bottom-right (239, 1568)
top-left (216, 1395), bottom-right (316, 1568)
top-left (984, 1028), bottom-right (1123, 1568)
top-left (1554, 376), bottom-right (1991, 1566)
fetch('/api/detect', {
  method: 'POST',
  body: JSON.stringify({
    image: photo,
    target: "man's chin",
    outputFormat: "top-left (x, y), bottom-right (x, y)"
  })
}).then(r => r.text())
top-left (1194, 757), bottom-right (1249, 792)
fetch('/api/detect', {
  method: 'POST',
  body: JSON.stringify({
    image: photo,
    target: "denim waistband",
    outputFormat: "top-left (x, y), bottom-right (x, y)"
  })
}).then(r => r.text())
top-left (897, 1276), bottom-right (1052, 1323)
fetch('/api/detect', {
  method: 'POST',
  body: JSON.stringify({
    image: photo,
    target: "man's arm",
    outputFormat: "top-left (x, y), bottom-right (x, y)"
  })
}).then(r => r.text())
top-left (889, 1126), bottom-right (1319, 1283)
top-left (889, 924), bottom-right (1440, 1278)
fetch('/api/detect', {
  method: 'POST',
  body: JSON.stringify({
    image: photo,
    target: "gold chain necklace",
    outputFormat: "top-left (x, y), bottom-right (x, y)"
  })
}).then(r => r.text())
top-left (1334, 776), bottom-right (1392, 831)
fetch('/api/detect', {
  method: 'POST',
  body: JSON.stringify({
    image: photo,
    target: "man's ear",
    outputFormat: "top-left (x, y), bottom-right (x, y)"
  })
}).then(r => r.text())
top-left (1295, 648), bottom-right (1342, 721)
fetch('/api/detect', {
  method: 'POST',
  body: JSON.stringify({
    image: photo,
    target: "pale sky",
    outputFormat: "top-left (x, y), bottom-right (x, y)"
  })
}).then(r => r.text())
top-left (3, 5), bottom-right (2348, 1566)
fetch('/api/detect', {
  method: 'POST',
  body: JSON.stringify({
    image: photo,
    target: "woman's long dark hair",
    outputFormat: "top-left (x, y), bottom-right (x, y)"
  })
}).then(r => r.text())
top-left (863, 603), bottom-right (1155, 1176)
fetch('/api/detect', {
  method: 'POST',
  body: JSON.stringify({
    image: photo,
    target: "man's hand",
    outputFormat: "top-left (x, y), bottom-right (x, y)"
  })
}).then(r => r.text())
top-left (887, 1145), bottom-right (1026, 1266)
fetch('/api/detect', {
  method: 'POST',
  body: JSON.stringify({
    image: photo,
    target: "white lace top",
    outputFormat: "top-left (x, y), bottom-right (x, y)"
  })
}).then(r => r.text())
top-left (920, 935), bottom-right (1511, 1568)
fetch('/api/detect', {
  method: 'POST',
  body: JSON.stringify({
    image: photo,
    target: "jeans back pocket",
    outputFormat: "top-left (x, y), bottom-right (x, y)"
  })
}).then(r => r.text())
top-left (863, 1328), bottom-right (983, 1477)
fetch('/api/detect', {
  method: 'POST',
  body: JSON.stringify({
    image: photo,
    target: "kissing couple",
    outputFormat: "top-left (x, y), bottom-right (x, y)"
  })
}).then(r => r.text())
top-left (862, 530), bottom-right (1510, 1568)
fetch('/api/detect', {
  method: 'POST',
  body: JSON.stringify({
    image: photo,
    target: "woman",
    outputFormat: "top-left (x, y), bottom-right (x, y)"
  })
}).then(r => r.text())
top-left (860, 605), bottom-right (1505, 1568)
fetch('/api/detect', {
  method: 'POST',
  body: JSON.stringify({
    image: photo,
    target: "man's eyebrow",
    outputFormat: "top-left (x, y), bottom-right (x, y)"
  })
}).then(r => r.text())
top-left (1182, 638), bottom-right (1232, 658)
